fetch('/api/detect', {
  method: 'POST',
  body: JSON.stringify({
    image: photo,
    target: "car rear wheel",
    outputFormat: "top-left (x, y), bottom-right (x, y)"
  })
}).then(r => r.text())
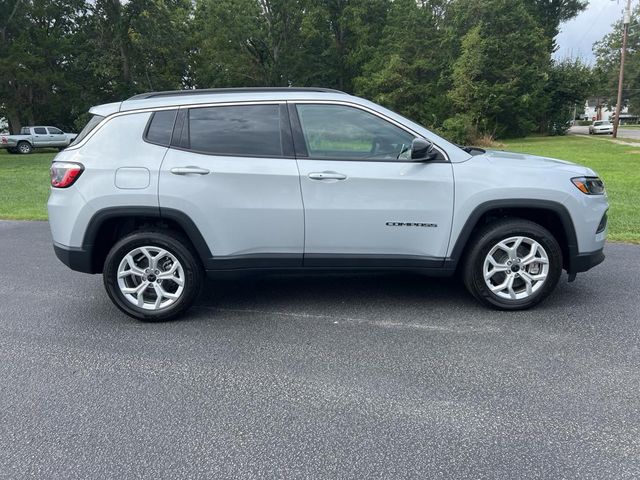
top-left (462, 219), bottom-right (562, 310)
top-left (103, 230), bottom-right (204, 321)
top-left (17, 141), bottom-right (33, 154)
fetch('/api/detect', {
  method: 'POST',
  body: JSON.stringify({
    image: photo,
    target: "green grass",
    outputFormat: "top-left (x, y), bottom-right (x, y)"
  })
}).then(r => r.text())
top-left (0, 148), bottom-right (54, 220)
top-left (503, 135), bottom-right (640, 243)
top-left (1, 136), bottom-right (638, 243)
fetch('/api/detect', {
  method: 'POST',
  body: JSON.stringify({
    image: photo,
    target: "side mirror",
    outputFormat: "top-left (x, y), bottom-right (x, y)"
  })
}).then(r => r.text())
top-left (411, 138), bottom-right (438, 161)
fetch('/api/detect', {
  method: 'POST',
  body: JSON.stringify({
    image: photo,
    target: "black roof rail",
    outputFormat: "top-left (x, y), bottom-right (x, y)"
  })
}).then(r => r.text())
top-left (127, 87), bottom-right (347, 101)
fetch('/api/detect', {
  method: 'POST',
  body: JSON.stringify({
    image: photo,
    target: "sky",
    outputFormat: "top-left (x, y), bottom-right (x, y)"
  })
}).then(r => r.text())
top-left (554, 0), bottom-right (626, 64)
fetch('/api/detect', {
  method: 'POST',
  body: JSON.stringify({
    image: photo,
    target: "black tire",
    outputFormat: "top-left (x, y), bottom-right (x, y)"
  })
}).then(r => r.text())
top-left (17, 141), bottom-right (33, 154)
top-left (103, 230), bottom-right (204, 321)
top-left (462, 219), bottom-right (563, 310)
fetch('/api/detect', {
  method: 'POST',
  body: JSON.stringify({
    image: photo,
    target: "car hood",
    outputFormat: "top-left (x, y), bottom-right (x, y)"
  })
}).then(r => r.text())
top-left (481, 149), bottom-right (597, 176)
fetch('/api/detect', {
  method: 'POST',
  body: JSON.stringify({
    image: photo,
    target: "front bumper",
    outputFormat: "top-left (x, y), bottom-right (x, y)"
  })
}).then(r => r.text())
top-left (569, 248), bottom-right (605, 274)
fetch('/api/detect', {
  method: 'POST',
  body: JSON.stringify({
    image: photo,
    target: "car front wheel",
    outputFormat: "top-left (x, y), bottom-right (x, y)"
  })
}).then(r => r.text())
top-left (462, 219), bottom-right (562, 310)
top-left (103, 230), bottom-right (203, 321)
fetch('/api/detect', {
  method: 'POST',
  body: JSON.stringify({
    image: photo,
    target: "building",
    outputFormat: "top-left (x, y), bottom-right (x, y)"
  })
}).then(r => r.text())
top-left (581, 97), bottom-right (632, 122)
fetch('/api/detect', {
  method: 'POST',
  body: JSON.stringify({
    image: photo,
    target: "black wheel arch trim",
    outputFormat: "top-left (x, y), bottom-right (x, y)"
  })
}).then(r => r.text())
top-left (79, 206), bottom-right (211, 273)
top-left (446, 199), bottom-right (582, 273)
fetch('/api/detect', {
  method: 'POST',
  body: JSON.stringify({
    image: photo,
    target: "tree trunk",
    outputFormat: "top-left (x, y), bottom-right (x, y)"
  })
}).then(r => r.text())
top-left (7, 111), bottom-right (22, 134)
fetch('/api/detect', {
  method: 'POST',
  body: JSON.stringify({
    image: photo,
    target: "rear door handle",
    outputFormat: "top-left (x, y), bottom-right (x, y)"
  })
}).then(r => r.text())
top-left (308, 171), bottom-right (347, 181)
top-left (170, 166), bottom-right (210, 176)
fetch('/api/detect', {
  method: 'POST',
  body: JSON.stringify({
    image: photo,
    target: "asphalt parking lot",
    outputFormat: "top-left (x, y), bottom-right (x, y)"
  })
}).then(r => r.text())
top-left (1, 220), bottom-right (639, 479)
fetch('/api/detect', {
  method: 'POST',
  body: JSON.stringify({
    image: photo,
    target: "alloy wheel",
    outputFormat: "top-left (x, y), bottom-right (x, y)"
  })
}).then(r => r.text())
top-left (116, 246), bottom-right (185, 310)
top-left (483, 236), bottom-right (549, 300)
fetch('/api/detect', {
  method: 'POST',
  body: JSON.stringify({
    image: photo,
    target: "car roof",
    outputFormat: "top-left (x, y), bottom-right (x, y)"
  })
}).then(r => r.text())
top-left (119, 87), bottom-right (353, 113)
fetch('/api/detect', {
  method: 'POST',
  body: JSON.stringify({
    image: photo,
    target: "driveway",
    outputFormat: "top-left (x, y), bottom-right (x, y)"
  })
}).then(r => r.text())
top-left (1, 220), bottom-right (639, 479)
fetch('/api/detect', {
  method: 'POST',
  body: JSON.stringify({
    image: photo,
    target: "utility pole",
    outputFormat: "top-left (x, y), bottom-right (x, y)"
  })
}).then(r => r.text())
top-left (613, 0), bottom-right (632, 138)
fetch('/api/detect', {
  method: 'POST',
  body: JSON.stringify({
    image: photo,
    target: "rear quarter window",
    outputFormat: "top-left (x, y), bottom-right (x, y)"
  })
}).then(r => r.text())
top-left (145, 110), bottom-right (178, 146)
top-left (69, 115), bottom-right (105, 147)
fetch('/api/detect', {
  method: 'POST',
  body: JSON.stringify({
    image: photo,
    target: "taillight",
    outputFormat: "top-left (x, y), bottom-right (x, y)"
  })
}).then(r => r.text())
top-left (50, 162), bottom-right (84, 188)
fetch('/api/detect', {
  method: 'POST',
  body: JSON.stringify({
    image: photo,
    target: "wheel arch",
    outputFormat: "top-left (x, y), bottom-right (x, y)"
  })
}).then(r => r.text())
top-left (447, 199), bottom-right (578, 272)
top-left (82, 207), bottom-right (211, 274)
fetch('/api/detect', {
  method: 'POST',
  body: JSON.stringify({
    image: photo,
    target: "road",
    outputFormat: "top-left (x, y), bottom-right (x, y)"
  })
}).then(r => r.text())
top-left (1, 220), bottom-right (639, 479)
top-left (570, 125), bottom-right (640, 139)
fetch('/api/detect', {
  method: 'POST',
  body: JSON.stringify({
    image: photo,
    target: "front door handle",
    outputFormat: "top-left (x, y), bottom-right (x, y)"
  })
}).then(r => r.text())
top-left (170, 166), bottom-right (210, 176)
top-left (308, 171), bottom-right (347, 181)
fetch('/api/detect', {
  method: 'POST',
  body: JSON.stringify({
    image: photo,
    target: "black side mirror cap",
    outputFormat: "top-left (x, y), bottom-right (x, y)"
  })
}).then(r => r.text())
top-left (411, 138), bottom-right (438, 161)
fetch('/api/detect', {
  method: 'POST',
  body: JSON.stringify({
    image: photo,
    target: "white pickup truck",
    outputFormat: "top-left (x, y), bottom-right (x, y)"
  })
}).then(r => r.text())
top-left (1, 126), bottom-right (77, 154)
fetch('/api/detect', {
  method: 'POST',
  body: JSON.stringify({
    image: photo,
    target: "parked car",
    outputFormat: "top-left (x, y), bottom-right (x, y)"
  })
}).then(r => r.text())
top-left (48, 88), bottom-right (608, 320)
top-left (589, 120), bottom-right (613, 135)
top-left (1, 126), bottom-right (77, 154)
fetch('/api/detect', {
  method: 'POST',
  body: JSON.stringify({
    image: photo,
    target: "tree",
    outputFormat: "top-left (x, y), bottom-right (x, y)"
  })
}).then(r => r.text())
top-left (447, 0), bottom-right (549, 139)
top-left (526, 0), bottom-right (588, 50)
top-left (77, 0), bottom-right (193, 98)
top-left (0, 0), bottom-right (88, 132)
top-left (354, 0), bottom-right (452, 128)
top-left (299, 0), bottom-right (391, 91)
top-left (539, 59), bottom-right (594, 134)
top-left (594, 5), bottom-right (640, 113)
top-left (0, 0), bottom-right (599, 138)
top-left (191, 0), bottom-right (305, 87)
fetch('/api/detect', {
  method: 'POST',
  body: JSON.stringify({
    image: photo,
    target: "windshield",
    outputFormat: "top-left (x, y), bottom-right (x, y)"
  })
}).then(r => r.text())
top-left (69, 115), bottom-right (104, 147)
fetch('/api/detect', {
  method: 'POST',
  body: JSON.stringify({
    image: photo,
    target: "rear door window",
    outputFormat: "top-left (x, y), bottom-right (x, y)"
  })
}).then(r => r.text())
top-left (34, 127), bottom-right (47, 135)
top-left (186, 104), bottom-right (283, 157)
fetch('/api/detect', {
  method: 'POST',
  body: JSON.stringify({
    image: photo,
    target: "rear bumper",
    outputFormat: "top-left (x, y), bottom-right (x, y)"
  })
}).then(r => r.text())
top-left (53, 242), bottom-right (95, 274)
top-left (569, 248), bottom-right (605, 274)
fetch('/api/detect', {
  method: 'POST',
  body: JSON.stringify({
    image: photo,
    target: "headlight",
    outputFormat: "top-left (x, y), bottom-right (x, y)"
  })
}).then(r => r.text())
top-left (571, 176), bottom-right (605, 195)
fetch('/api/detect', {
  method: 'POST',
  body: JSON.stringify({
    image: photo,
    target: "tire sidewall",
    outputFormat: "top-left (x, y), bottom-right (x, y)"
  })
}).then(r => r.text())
top-left (466, 221), bottom-right (563, 310)
top-left (103, 231), bottom-right (202, 321)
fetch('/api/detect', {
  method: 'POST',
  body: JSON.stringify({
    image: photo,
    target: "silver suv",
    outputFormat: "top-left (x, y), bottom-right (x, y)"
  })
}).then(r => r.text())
top-left (48, 88), bottom-right (608, 320)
